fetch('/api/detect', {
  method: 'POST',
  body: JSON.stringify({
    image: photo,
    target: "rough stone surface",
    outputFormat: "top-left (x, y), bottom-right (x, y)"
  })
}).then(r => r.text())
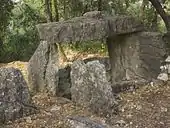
top-left (167, 65), bottom-right (170, 74)
top-left (107, 32), bottom-right (166, 84)
top-left (83, 57), bottom-right (112, 82)
top-left (165, 56), bottom-right (170, 62)
top-left (70, 60), bottom-right (117, 115)
top-left (0, 68), bottom-right (36, 123)
top-left (112, 79), bottom-right (148, 93)
top-left (157, 73), bottom-right (168, 82)
top-left (28, 41), bottom-right (71, 97)
top-left (28, 41), bottom-right (59, 95)
top-left (67, 116), bottom-right (112, 128)
top-left (58, 57), bottom-right (111, 99)
top-left (37, 11), bottom-right (143, 43)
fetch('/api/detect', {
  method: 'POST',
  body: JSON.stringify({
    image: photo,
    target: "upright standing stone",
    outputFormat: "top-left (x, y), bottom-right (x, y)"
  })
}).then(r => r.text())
top-left (28, 41), bottom-right (59, 95)
top-left (0, 68), bottom-right (36, 123)
top-left (70, 60), bottom-right (117, 116)
top-left (107, 32), bottom-right (166, 84)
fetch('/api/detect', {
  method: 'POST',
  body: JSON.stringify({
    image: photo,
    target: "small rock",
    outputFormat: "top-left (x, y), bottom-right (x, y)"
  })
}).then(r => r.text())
top-left (26, 117), bottom-right (32, 124)
top-left (115, 120), bottom-right (126, 127)
top-left (67, 116), bottom-right (112, 128)
top-left (157, 73), bottom-right (168, 82)
top-left (50, 105), bottom-right (61, 112)
top-left (161, 107), bottom-right (168, 112)
top-left (150, 81), bottom-right (154, 86)
top-left (165, 56), bottom-right (170, 63)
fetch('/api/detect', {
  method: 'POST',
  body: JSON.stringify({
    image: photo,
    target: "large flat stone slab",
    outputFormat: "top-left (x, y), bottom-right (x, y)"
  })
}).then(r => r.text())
top-left (37, 11), bottom-right (143, 43)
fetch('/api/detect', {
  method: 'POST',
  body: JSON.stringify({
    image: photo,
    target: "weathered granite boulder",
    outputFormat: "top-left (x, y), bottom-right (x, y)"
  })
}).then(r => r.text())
top-left (28, 41), bottom-right (72, 97)
top-left (107, 32), bottom-right (166, 84)
top-left (83, 57), bottom-right (112, 82)
top-left (67, 116), bottom-right (112, 128)
top-left (37, 11), bottom-right (143, 43)
top-left (58, 57), bottom-right (111, 99)
top-left (70, 60), bottom-right (117, 116)
top-left (157, 73), bottom-right (168, 82)
top-left (28, 41), bottom-right (59, 95)
top-left (58, 57), bottom-right (112, 99)
top-left (157, 56), bottom-right (170, 82)
top-left (0, 68), bottom-right (36, 123)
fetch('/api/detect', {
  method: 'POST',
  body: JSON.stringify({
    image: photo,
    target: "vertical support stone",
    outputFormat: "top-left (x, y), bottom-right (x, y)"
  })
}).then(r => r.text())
top-left (70, 60), bottom-right (117, 116)
top-left (106, 32), bottom-right (166, 86)
top-left (106, 36), bottom-right (130, 84)
top-left (45, 43), bottom-right (59, 95)
top-left (28, 41), bottom-right (59, 95)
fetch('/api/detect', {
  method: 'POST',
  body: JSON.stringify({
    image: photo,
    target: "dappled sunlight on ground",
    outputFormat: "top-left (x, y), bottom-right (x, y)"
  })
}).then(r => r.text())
top-left (1, 60), bottom-right (170, 128)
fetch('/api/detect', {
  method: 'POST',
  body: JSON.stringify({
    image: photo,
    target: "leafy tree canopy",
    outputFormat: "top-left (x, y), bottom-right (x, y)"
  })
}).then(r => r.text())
top-left (0, 0), bottom-right (14, 38)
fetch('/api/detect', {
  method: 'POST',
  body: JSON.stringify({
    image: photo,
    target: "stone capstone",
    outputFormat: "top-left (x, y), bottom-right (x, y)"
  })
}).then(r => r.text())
top-left (37, 11), bottom-right (143, 43)
top-left (70, 60), bottom-right (117, 116)
top-left (28, 41), bottom-right (59, 95)
top-left (0, 68), bottom-right (36, 123)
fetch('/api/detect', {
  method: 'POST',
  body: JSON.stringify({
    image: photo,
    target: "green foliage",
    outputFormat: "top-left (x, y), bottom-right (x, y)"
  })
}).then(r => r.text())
top-left (0, 0), bottom-right (14, 38)
top-left (67, 41), bottom-right (108, 55)
top-left (2, 29), bottom-right (39, 62)
top-left (0, 1), bottom-right (42, 62)
top-left (1, 0), bottom-right (170, 62)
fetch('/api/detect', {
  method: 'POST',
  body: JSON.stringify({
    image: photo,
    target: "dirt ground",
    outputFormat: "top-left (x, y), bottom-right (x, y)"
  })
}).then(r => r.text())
top-left (1, 59), bottom-right (170, 128)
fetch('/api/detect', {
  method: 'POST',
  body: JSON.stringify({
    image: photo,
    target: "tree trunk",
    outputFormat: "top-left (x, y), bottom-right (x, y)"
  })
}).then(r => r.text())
top-left (83, 4), bottom-right (88, 14)
top-left (45, 0), bottom-right (68, 62)
top-left (125, 0), bottom-right (130, 9)
top-left (139, 0), bottom-right (147, 22)
top-left (63, 0), bottom-right (67, 20)
top-left (53, 0), bottom-right (59, 22)
top-left (98, 0), bottom-right (102, 11)
top-left (52, 0), bottom-right (68, 62)
top-left (148, 0), bottom-right (170, 32)
top-left (45, 0), bottom-right (53, 22)
top-left (151, 11), bottom-right (158, 31)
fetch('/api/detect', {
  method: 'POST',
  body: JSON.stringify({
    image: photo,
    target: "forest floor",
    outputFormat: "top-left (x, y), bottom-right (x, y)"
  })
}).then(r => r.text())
top-left (1, 51), bottom-right (170, 128)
